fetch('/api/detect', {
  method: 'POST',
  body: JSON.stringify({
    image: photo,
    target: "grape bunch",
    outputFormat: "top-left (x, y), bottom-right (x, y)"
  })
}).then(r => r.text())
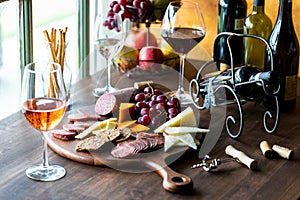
top-left (104, 0), bottom-right (156, 30)
top-left (133, 86), bottom-right (181, 129)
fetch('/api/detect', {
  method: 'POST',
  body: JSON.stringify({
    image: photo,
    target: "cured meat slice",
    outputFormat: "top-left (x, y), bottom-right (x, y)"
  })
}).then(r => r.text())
top-left (111, 134), bottom-right (164, 158)
top-left (94, 87), bottom-right (136, 116)
top-left (63, 123), bottom-right (86, 133)
top-left (51, 129), bottom-right (77, 141)
top-left (95, 93), bottom-right (117, 116)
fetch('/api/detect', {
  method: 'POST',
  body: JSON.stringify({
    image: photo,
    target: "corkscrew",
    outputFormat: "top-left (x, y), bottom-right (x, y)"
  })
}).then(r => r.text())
top-left (191, 145), bottom-right (258, 171)
top-left (191, 155), bottom-right (238, 171)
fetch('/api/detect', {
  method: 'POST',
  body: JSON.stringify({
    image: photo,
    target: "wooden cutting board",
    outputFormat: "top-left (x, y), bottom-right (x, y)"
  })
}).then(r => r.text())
top-left (47, 132), bottom-right (193, 193)
top-left (47, 102), bottom-right (194, 194)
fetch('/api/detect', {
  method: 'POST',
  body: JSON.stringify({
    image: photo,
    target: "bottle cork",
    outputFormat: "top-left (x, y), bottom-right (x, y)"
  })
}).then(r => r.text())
top-left (259, 140), bottom-right (274, 159)
top-left (272, 144), bottom-right (294, 160)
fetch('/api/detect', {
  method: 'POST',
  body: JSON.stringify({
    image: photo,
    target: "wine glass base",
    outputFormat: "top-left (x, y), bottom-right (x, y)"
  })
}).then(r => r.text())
top-left (26, 164), bottom-right (66, 181)
top-left (93, 86), bottom-right (118, 97)
top-left (175, 91), bottom-right (193, 105)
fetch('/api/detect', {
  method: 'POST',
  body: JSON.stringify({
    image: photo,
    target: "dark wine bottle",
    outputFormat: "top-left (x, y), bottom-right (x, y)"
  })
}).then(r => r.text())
top-left (266, 0), bottom-right (299, 112)
top-left (217, 0), bottom-right (247, 70)
top-left (199, 66), bottom-right (280, 101)
top-left (244, 0), bottom-right (272, 70)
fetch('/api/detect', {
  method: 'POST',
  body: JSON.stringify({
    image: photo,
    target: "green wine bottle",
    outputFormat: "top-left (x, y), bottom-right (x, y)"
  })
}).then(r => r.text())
top-left (244, 0), bottom-right (272, 70)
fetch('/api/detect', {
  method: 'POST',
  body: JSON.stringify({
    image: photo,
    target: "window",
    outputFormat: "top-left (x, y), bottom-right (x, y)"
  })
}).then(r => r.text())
top-left (0, 0), bottom-right (95, 120)
top-left (0, 0), bottom-right (20, 120)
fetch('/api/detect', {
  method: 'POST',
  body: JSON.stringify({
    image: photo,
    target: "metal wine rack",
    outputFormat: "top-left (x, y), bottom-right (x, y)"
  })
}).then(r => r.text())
top-left (190, 32), bottom-right (280, 139)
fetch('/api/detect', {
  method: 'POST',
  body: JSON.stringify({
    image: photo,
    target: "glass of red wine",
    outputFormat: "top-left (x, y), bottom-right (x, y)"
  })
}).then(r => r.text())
top-left (161, 1), bottom-right (206, 105)
top-left (93, 10), bottom-right (125, 97)
top-left (21, 61), bottom-right (67, 181)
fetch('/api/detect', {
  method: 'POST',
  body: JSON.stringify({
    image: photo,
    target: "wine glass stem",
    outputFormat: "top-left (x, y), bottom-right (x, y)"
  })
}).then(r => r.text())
top-left (106, 58), bottom-right (112, 92)
top-left (178, 54), bottom-right (187, 94)
top-left (42, 131), bottom-right (49, 168)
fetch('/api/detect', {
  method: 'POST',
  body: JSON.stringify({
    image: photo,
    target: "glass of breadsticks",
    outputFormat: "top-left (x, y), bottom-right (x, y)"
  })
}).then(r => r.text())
top-left (43, 27), bottom-right (72, 106)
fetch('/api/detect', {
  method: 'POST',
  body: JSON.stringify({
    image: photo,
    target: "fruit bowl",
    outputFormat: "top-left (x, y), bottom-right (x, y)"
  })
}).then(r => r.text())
top-left (113, 47), bottom-right (180, 76)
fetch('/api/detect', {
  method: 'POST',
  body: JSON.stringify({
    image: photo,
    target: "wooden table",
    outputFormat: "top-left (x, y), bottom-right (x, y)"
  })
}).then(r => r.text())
top-left (0, 62), bottom-right (299, 200)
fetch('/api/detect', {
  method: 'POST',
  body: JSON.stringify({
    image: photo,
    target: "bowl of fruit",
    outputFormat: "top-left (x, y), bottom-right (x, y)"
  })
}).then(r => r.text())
top-left (113, 27), bottom-right (180, 76)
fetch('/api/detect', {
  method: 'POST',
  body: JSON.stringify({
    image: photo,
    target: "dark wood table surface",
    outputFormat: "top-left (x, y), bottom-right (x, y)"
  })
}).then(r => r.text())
top-left (0, 62), bottom-right (300, 200)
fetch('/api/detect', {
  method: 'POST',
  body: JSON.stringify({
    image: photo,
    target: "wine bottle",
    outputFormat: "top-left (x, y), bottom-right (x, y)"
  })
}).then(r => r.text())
top-left (217, 0), bottom-right (247, 70)
top-left (266, 0), bottom-right (299, 111)
top-left (244, 0), bottom-right (272, 70)
top-left (199, 66), bottom-right (280, 101)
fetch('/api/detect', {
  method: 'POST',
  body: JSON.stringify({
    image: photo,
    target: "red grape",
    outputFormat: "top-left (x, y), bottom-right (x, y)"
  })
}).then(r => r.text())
top-left (133, 0), bottom-right (141, 8)
top-left (148, 100), bottom-right (158, 108)
top-left (135, 93), bottom-right (145, 102)
top-left (113, 4), bottom-right (121, 13)
top-left (154, 89), bottom-right (163, 95)
top-left (141, 115), bottom-right (151, 125)
top-left (156, 95), bottom-right (167, 103)
top-left (140, 107), bottom-right (150, 116)
top-left (135, 101), bottom-right (148, 111)
top-left (144, 86), bottom-right (153, 94)
top-left (119, 0), bottom-right (127, 6)
top-left (168, 107), bottom-right (179, 116)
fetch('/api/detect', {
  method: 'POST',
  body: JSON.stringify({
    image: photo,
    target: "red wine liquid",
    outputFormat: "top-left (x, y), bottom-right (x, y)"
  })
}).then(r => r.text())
top-left (162, 28), bottom-right (205, 54)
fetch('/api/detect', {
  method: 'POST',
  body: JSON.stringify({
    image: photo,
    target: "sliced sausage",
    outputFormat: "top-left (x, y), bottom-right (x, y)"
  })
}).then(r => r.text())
top-left (51, 129), bottom-right (77, 141)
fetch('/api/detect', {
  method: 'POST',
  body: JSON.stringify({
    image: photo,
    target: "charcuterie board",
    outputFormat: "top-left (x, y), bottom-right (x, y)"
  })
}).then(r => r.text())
top-left (47, 82), bottom-right (198, 193)
top-left (47, 125), bottom-right (193, 193)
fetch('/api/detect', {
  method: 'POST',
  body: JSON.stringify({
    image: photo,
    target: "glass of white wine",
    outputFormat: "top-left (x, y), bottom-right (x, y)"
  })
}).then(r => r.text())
top-left (93, 11), bottom-right (125, 97)
top-left (21, 61), bottom-right (67, 181)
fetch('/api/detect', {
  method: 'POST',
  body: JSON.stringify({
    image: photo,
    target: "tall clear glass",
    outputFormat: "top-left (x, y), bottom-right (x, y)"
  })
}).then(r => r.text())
top-left (93, 11), bottom-right (125, 97)
top-left (21, 61), bottom-right (67, 181)
top-left (161, 1), bottom-right (206, 105)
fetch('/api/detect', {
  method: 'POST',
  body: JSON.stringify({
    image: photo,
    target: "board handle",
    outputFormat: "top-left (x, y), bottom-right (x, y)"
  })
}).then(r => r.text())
top-left (145, 160), bottom-right (193, 193)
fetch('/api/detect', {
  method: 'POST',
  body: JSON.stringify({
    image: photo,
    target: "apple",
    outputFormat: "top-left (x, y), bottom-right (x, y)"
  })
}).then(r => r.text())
top-left (139, 46), bottom-right (164, 72)
top-left (124, 28), bottom-right (158, 51)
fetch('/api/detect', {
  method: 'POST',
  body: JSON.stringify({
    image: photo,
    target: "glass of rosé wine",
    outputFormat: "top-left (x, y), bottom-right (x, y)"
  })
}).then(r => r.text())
top-left (21, 61), bottom-right (67, 181)
top-left (161, 1), bottom-right (206, 105)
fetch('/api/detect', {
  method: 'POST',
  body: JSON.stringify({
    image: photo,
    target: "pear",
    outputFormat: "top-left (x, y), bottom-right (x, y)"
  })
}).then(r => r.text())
top-left (114, 45), bottom-right (139, 71)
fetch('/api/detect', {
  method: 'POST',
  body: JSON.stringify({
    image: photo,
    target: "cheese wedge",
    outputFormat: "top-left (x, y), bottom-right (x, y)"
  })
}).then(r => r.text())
top-left (154, 107), bottom-right (197, 133)
top-left (164, 127), bottom-right (209, 135)
top-left (164, 133), bottom-right (197, 151)
top-left (118, 103), bottom-right (135, 123)
top-left (128, 123), bottom-right (150, 132)
top-left (75, 118), bottom-right (117, 139)
top-left (118, 120), bottom-right (137, 128)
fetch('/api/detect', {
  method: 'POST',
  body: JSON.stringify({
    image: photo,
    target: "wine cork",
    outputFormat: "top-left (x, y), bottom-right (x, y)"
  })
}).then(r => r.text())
top-left (259, 140), bottom-right (273, 159)
top-left (272, 144), bottom-right (294, 160)
top-left (225, 145), bottom-right (258, 170)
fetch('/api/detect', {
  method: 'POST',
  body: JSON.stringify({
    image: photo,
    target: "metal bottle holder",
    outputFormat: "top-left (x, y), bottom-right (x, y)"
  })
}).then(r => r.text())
top-left (190, 32), bottom-right (280, 139)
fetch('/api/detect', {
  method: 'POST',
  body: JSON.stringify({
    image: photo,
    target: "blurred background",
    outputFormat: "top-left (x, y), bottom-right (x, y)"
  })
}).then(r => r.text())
top-left (0, 0), bottom-right (299, 120)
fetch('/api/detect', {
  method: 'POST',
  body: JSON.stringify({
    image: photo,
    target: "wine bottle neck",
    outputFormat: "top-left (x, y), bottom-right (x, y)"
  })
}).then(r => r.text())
top-left (276, 0), bottom-right (294, 28)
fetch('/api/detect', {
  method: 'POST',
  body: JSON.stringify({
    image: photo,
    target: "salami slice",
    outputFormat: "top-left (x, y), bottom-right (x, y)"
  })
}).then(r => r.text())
top-left (94, 87), bottom-right (137, 116)
top-left (95, 93), bottom-right (117, 116)
top-left (51, 129), bottom-right (77, 141)
top-left (63, 123), bottom-right (86, 133)
top-left (111, 134), bottom-right (164, 158)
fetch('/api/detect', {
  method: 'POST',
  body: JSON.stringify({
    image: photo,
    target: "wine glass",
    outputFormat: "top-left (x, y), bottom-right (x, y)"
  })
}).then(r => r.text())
top-left (93, 11), bottom-right (125, 97)
top-left (21, 61), bottom-right (67, 181)
top-left (161, 1), bottom-right (206, 105)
